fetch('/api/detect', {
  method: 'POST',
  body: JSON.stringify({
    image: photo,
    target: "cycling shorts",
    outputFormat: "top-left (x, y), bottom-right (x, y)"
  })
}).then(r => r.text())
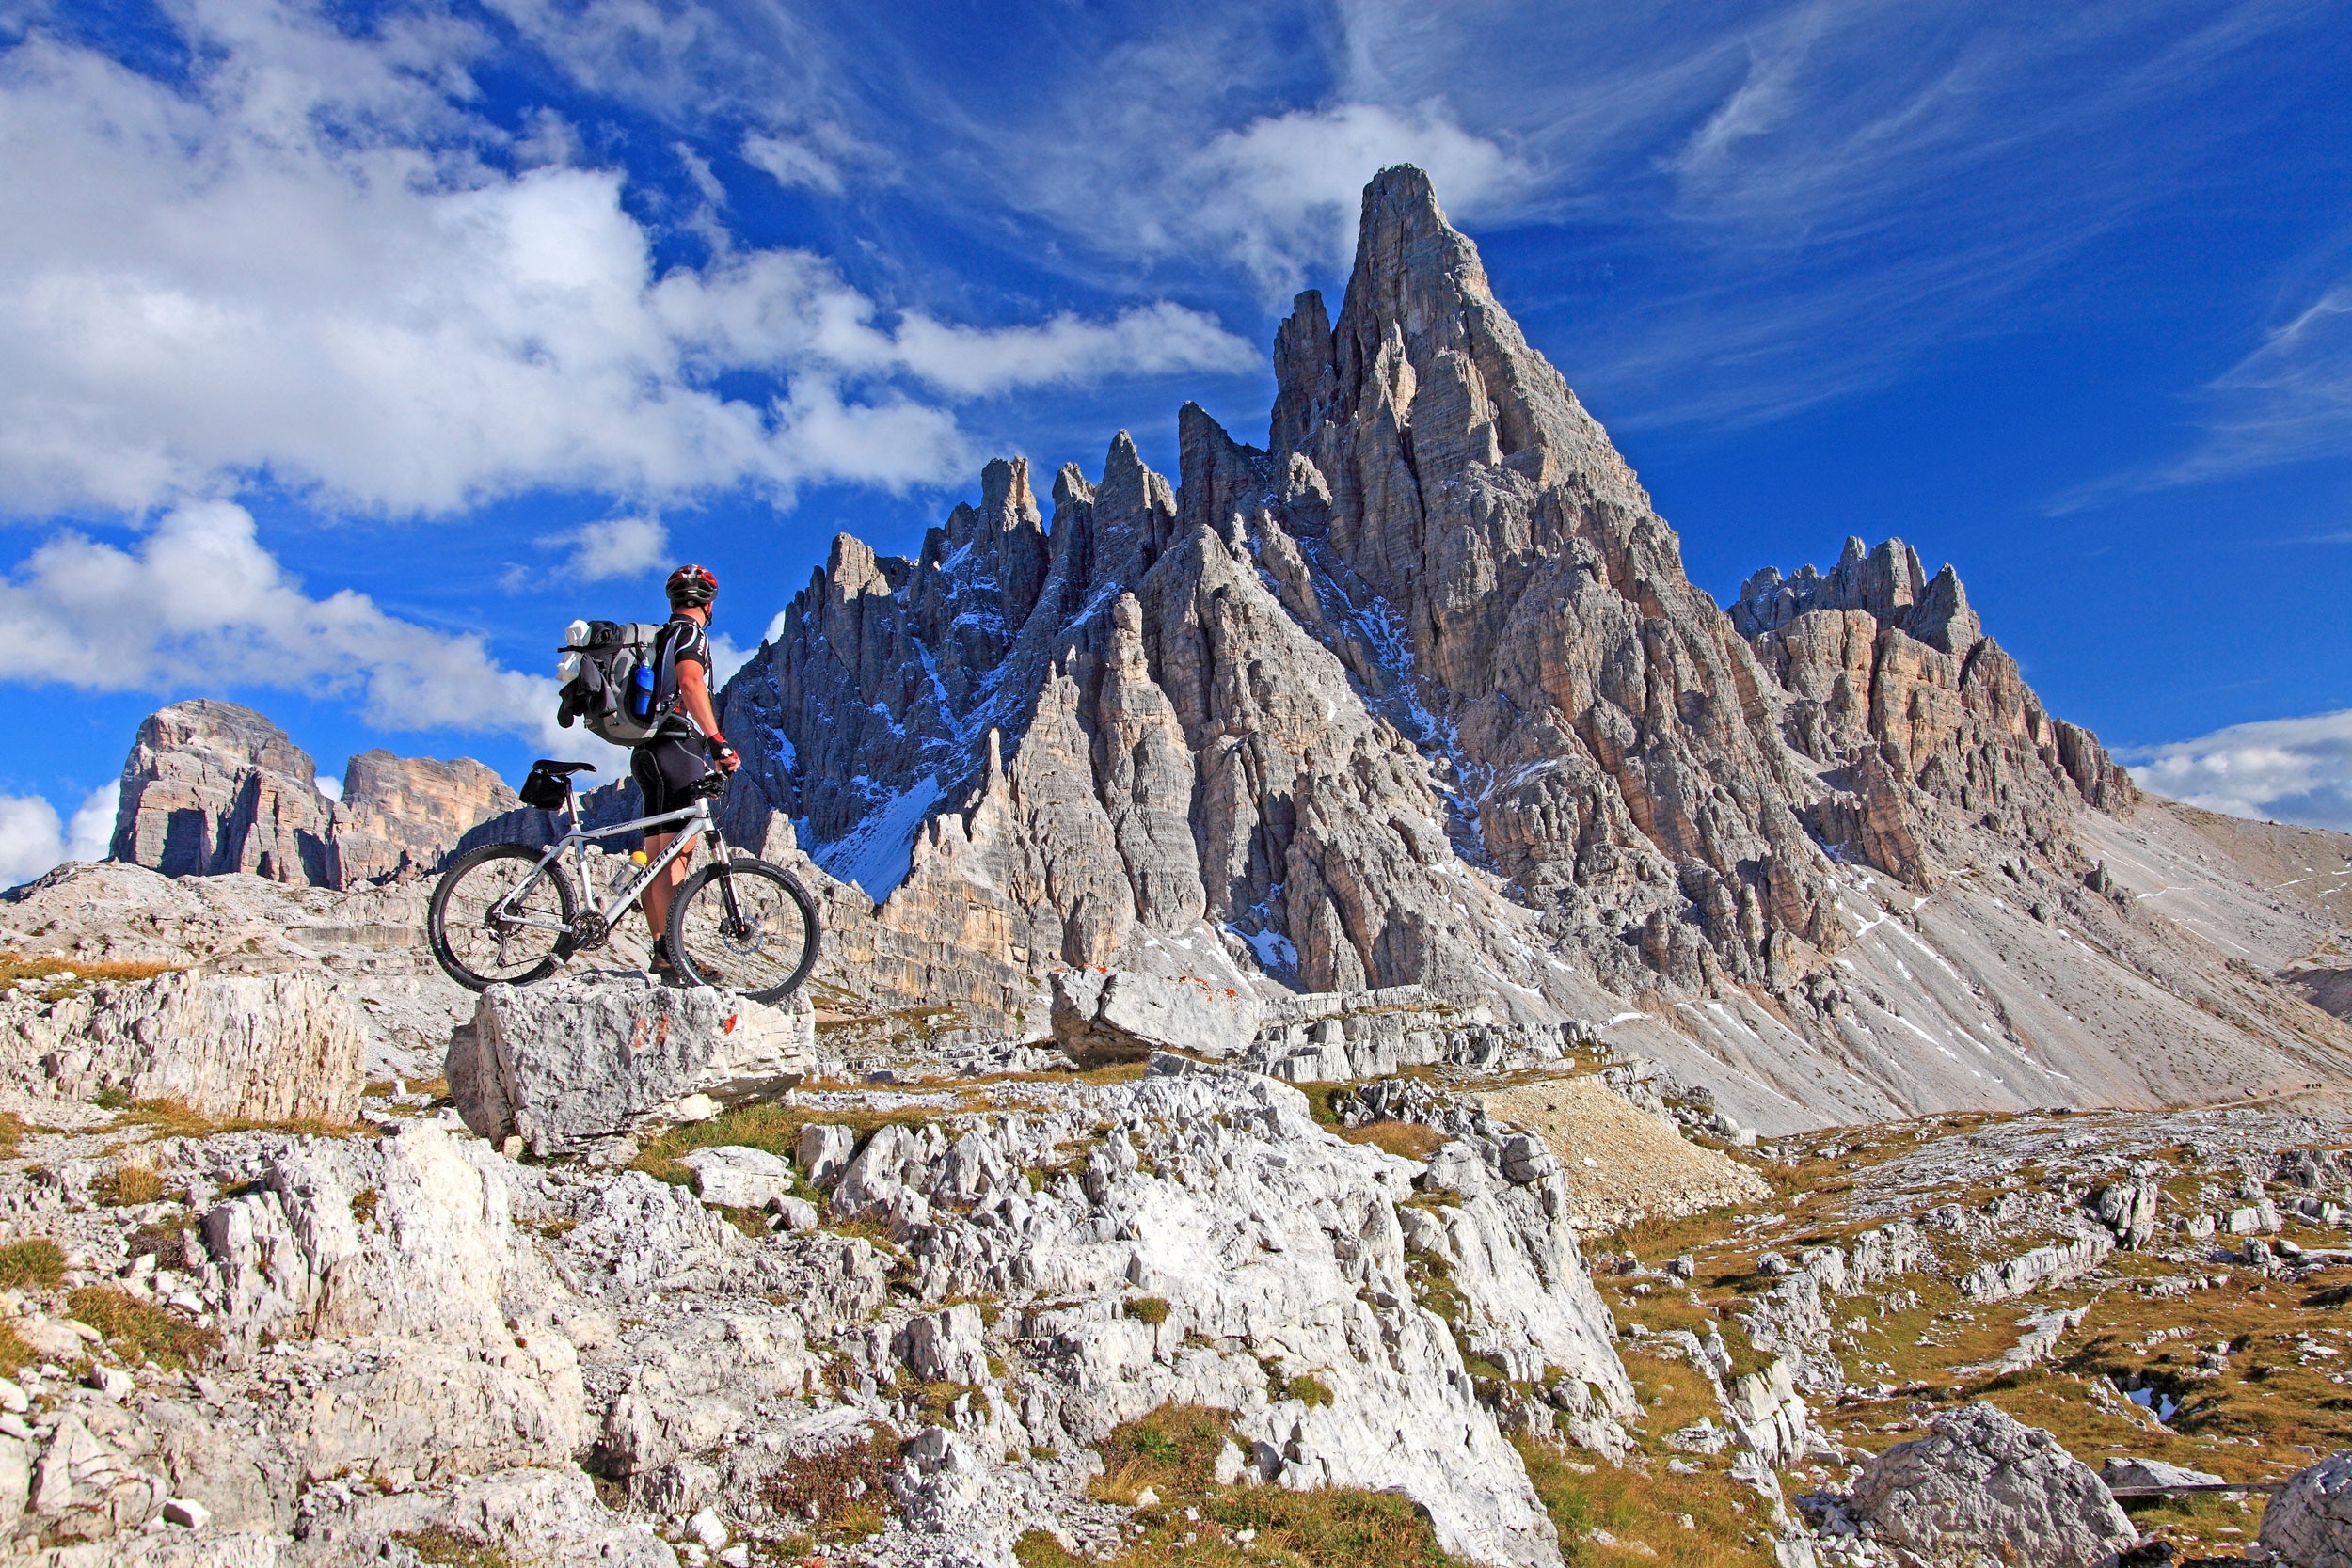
top-left (630, 735), bottom-right (714, 823)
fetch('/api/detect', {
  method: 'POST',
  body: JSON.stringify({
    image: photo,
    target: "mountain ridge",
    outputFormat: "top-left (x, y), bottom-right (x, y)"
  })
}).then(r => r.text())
top-left (711, 164), bottom-right (2352, 1130)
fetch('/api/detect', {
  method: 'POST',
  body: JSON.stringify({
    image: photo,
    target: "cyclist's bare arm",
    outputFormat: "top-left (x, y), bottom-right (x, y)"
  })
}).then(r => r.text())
top-left (675, 657), bottom-right (738, 772)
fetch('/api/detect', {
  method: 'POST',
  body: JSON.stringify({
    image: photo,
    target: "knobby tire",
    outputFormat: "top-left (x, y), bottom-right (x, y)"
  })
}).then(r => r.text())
top-left (665, 857), bottom-right (819, 1005)
top-left (427, 842), bottom-right (580, 991)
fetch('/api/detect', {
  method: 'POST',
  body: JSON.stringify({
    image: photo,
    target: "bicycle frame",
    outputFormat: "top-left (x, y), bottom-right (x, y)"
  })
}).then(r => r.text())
top-left (490, 787), bottom-right (723, 943)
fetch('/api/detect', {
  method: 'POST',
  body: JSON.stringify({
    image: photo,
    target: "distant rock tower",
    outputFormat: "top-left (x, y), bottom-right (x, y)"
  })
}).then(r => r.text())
top-left (109, 698), bottom-right (517, 887)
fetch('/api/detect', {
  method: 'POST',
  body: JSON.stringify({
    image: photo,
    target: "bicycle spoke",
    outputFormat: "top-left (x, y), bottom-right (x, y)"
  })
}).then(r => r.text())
top-left (430, 845), bottom-right (574, 990)
top-left (670, 861), bottom-right (818, 1002)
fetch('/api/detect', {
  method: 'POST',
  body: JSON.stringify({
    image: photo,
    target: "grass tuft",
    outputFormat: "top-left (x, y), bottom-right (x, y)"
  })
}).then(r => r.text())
top-left (1340, 1121), bottom-right (1447, 1161)
top-left (628, 1100), bottom-right (931, 1194)
top-left (65, 1285), bottom-right (218, 1370)
top-left (0, 1239), bottom-right (64, 1291)
top-left (109, 1096), bottom-right (358, 1139)
top-left (98, 1165), bottom-right (165, 1207)
top-left (761, 1430), bottom-right (902, 1543)
top-left (1516, 1433), bottom-right (1762, 1568)
top-left (1281, 1373), bottom-right (1335, 1408)
top-left (0, 952), bottom-right (183, 1001)
top-left (389, 1528), bottom-right (516, 1568)
top-left (1085, 1402), bottom-right (1458, 1566)
top-left (1014, 1529), bottom-right (1087, 1567)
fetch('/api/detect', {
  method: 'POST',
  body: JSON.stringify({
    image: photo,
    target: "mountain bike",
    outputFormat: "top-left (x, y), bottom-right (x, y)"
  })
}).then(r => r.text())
top-left (426, 759), bottom-right (819, 1005)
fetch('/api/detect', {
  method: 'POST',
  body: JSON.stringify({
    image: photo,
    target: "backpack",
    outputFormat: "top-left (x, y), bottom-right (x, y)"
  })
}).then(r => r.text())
top-left (555, 620), bottom-right (686, 746)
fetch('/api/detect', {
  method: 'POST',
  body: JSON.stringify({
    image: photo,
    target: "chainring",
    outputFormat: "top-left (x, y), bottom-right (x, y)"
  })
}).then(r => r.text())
top-left (562, 910), bottom-right (611, 953)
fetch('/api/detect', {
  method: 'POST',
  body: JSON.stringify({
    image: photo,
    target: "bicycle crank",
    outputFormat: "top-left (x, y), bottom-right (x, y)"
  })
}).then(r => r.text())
top-left (563, 911), bottom-right (612, 953)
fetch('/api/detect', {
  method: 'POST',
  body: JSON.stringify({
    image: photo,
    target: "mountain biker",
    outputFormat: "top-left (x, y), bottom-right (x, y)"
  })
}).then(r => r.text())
top-left (639, 562), bottom-right (739, 982)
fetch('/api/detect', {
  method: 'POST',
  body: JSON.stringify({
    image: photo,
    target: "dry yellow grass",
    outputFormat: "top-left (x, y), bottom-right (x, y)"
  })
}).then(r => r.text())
top-left (1058, 1403), bottom-right (1458, 1567)
top-left (1581, 1106), bottom-right (2352, 1560)
top-left (97, 1164), bottom-right (166, 1206)
top-left (0, 1239), bottom-right (64, 1291)
top-left (1517, 1434), bottom-right (1769, 1568)
top-left (629, 1099), bottom-right (939, 1193)
top-left (1341, 1121), bottom-right (1447, 1160)
top-left (0, 952), bottom-right (183, 994)
top-left (66, 1285), bottom-right (218, 1370)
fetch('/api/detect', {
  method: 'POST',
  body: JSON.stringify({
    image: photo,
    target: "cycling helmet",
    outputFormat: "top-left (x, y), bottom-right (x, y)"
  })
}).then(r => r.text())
top-left (666, 562), bottom-right (718, 609)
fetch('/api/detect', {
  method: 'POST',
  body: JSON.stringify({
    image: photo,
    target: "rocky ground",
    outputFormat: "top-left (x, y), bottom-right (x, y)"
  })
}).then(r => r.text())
top-left (1, 911), bottom-right (2349, 1568)
top-left (1582, 1094), bottom-right (2352, 1567)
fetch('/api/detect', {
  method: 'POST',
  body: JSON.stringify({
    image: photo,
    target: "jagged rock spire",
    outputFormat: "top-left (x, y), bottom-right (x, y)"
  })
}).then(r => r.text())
top-left (716, 162), bottom-right (2143, 1067)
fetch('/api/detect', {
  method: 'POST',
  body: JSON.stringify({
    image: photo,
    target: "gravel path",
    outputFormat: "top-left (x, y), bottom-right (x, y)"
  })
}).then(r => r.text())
top-left (1482, 1076), bottom-right (1770, 1227)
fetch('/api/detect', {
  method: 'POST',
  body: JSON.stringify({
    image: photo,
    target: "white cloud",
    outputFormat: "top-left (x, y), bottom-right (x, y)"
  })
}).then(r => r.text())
top-left (0, 782), bottom-right (119, 889)
top-left (544, 515), bottom-right (672, 582)
top-left (316, 774), bottom-right (342, 801)
top-left (1184, 101), bottom-right (1525, 294)
top-left (0, 9), bottom-right (1252, 517)
top-left (708, 632), bottom-right (753, 686)
top-left (1056, 100), bottom-right (1520, 302)
top-left (0, 500), bottom-right (574, 750)
top-left (2120, 709), bottom-right (2352, 832)
top-left (742, 132), bottom-right (845, 195)
top-left (67, 782), bottom-right (117, 863)
top-left (891, 302), bottom-right (1259, 396)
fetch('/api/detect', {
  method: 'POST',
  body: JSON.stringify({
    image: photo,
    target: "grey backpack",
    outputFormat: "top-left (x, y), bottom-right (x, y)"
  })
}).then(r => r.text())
top-left (554, 620), bottom-right (676, 745)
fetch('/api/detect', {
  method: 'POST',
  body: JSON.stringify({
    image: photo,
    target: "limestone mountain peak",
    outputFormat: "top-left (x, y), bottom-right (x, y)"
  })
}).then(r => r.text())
top-left (108, 697), bottom-right (516, 889)
top-left (711, 164), bottom-right (2345, 1127)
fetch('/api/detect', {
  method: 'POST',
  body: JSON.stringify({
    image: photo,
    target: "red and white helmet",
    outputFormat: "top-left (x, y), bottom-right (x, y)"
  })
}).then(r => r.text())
top-left (666, 562), bottom-right (718, 608)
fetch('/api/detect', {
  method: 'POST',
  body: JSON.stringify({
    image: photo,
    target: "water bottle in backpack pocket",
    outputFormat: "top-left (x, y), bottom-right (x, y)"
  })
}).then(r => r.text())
top-left (629, 657), bottom-right (658, 721)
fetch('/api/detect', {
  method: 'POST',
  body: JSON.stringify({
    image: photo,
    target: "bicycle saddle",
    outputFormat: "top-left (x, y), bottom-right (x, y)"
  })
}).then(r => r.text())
top-left (530, 760), bottom-right (599, 776)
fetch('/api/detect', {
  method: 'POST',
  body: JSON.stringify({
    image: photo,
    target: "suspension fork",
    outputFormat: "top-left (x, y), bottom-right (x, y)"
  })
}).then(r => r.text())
top-left (709, 825), bottom-right (750, 936)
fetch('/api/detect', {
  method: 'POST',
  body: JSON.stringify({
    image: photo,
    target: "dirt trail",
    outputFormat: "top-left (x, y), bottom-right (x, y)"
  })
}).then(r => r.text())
top-left (1481, 1076), bottom-right (1770, 1227)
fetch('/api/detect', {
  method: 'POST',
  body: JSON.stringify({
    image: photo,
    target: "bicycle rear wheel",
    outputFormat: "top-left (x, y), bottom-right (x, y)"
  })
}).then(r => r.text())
top-left (428, 843), bottom-right (579, 990)
top-left (666, 858), bottom-right (819, 1004)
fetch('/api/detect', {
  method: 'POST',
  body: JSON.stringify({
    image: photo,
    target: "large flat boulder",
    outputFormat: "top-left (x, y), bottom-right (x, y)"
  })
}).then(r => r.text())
top-left (1048, 967), bottom-right (1262, 1064)
top-left (0, 970), bottom-right (364, 1122)
top-left (0, 858), bottom-right (472, 1082)
top-left (447, 978), bottom-right (813, 1157)
top-left (2261, 1450), bottom-right (2352, 1568)
top-left (1851, 1403), bottom-right (2137, 1568)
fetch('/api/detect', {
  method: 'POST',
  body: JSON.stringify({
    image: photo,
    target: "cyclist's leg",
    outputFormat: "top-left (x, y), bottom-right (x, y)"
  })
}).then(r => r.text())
top-left (630, 746), bottom-right (673, 953)
top-left (643, 829), bottom-right (677, 948)
top-left (635, 738), bottom-right (711, 958)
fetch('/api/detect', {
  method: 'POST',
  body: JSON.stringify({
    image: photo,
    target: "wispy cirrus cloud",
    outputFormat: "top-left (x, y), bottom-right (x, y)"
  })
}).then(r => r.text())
top-left (2055, 283), bottom-right (2352, 512)
top-left (405, 0), bottom-right (2328, 433)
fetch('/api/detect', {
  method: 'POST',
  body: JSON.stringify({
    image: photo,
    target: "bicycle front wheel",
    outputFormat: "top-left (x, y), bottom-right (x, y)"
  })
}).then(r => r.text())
top-left (428, 843), bottom-right (579, 990)
top-left (667, 858), bottom-right (819, 1004)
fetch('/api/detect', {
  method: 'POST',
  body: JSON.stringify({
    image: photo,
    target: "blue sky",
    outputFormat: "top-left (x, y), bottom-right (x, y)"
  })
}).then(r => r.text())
top-left (3, 0), bottom-right (2350, 880)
